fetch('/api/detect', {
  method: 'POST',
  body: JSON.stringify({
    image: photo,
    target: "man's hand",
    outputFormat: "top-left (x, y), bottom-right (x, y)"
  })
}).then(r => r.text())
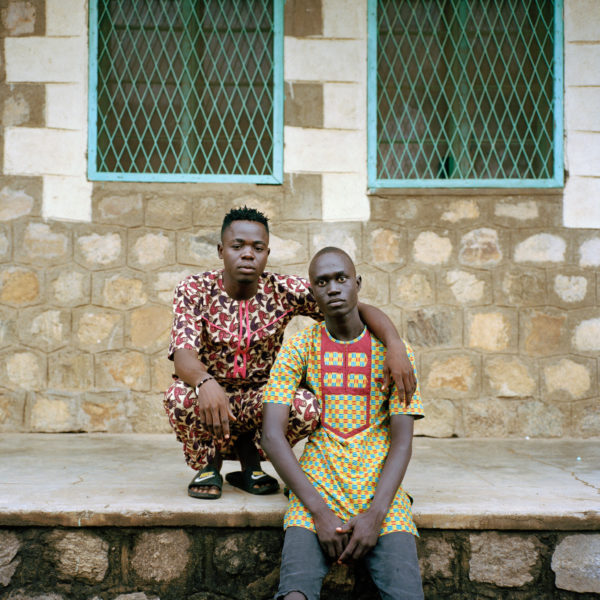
top-left (313, 509), bottom-right (349, 561)
top-left (335, 511), bottom-right (383, 563)
top-left (382, 339), bottom-right (416, 408)
top-left (195, 379), bottom-right (235, 440)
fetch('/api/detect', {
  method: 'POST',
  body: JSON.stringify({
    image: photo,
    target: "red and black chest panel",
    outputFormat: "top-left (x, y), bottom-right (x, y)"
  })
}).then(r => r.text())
top-left (320, 327), bottom-right (372, 439)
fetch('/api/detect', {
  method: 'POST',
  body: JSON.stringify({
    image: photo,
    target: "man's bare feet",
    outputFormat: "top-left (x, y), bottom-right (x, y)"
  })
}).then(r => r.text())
top-left (188, 456), bottom-right (223, 499)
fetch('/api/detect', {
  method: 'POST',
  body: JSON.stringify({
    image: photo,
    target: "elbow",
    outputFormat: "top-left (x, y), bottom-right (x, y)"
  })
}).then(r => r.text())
top-left (260, 429), bottom-right (276, 456)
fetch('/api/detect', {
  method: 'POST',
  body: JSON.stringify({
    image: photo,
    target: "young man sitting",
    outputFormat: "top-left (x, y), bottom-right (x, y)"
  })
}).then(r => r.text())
top-left (261, 247), bottom-right (424, 600)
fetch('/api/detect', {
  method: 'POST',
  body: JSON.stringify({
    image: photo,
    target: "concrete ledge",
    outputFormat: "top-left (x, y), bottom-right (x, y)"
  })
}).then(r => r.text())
top-left (0, 434), bottom-right (598, 530)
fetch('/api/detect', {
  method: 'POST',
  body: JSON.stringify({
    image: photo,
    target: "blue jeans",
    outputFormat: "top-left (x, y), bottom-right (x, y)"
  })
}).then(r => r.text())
top-left (275, 526), bottom-right (424, 600)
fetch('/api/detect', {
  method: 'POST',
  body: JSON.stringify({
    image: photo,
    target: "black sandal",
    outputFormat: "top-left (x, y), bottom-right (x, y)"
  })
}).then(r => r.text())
top-left (225, 468), bottom-right (279, 495)
top-left (188, 465), bottom-right (223, 499)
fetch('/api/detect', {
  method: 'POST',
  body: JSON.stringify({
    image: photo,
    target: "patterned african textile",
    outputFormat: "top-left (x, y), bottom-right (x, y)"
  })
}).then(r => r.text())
top-left (263, 322), bottom-right (424, 537)
top-left (164, 269), bottom-right (323, 469)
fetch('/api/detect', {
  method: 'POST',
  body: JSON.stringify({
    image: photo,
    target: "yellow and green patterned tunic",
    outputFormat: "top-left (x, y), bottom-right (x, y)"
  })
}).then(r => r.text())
top-left (263, 321), bottom-right (424, 537)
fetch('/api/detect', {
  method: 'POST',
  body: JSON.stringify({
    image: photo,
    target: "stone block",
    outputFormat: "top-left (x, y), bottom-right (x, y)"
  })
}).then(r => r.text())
top-left (47, 266), bottom-right (90, 306)
top-left (45, 83), bottom-right (85, 130)
top-left (493, 198), bottom-right (540, 222)
top-left (565, 0), bottom-right (600, 41)
top-left (323, 82), bottom-right (364, 130)
top-left (47, 530), bottom-right (108, 583)
top-left (567, 132), bottom-right (600, 176)
top-left (392, 269), bottom-right (435, 307)
top-left (458, 228), bottom-right (503, 267)
top-left (285, 126), bottom-right (363, 172)
top-left (466, 309), bottom-right (517, 353)
top-left (484, 356), bottom-right (537, 398)
top-left (369, 196), bottom-right (419, 224)
top-left (74, 308), bottom-right (123, 352)
top-left (151, 268), bottom-right (191, 304)
top-left (421, 352), bottom-right (480, 399)
top-left (405, 307), bottom-right (463, 349)
top-left (283, 173), bottom-right (322, 221)
top-left (284, 0), bottom-right (322, 37)
top-left (565, 43), bottom-right (600, 87)
top-left (1, 350), bottom-right (45, 390)
top-left (14, 221), bottom-right (70, 265)
top-left (542, 357), bottom-right (596, 401)
top-left (213, 531), bottom-right (280, 579)
top-left (5, 592), bottom-right (65, 600)
top-left (268, 226), bottom-right (309, 267)
top-left (285, 82), bottom-right (323, 128)
top-left (1, 83), bottom-right (44, 127)
top-left (513, 232), bottom-right (567, 264)
top-left (28, 392), bottom-right (78, 432)
top-left (440, 199), bottom-right (480, 224)
top-left (17, 307), bottom-right (69, 352)
top-left (113, 594), bottom-right (159, 600)
top-left (0, 307), bottom-right (16, 347)
top-left (231, 194), bottom-right (282, 222)
top-left (578, 236), bottom-right (600, 268)
top-left (552, 534), bottom-right (600, 593)
top-left (413, 398), bottom-right (458, 438)
top-left (80, 392), bottom-right (132, 432)
top-left (47, 350), bottom-right (93, 391)
top-left (95, 351), bottom-right (150, 392)
top-left (0, 529), bottom-right (21, 586)
top-left (1, 2), bottom-right (36, 35)
top-left (439, 269), bottom-right (491, 305)
top-left (285, 39), bottom-right (363, 82)
top-left (93, 193), bottom-right (144, 227)
top-left (128, 229), bottom-right (175, 271)
top-left (549, 270), bottom-right (594, 307)
top-left (462, 398), bottom-right (513, 437)
top-left (0, 266), bottom-right (40, 305)
top-left (5, 37), bottom-right (85, 83)
top-left (310, 222), bottom-right (362, 263)
top-left (191, 195), bottom-right (235, 227)
top-left (515, 401), bottom-right (568, 438)
top-left (176, 229), bottom-right (221, 269)
top-left (418, 536), bottom-right (455, 579)
top-left (572, 398), bottom-right (600, 437)
top-left (571, 314), bottom-right (600, 353)
top-left (564, 176), bottom-right (600, 229)
top-left (469, 532), bottom-right (539, 587)
top-left (412, 231), bottom-right (453, 265)
top-left (131, 392), bottom-right (172, 433)
top-left (493, 266), bottom-right (547, 307)
top-left (42, 175), bottom-right (92, 222)
top-left (145, 196), bottom-right (191, 229)
top-left (75, 228), bottom-right (125, 270)
top-left (151, 354), bottom-right (174, 394)
top-left (0, 388), bottom-right (26, 431)
top-left (131, 530), bottom-right (191, 582)
top-left (127, 305), bottom-right (172, 353)
top-left (364, 224), bottom-right (406, 270)
top-left (4, 127), bottom-right (84, 176)
top-left (0, 184), bottom-right (35, 221)
top-left (0, 225), bottom-right (9, 263)
top-left (92, 271), bottom-right (148, 309)
top-left (46, 0), bottom-right (86, 36)
top-left (520, 309), bottom-right (568, 357)
top-left (322, 173), bottom-right (369, 221)
top-left (356, 267), bottom-right (390, 307)
top-left (322, 0), bottom-right (365, 38)
top-left (566, 87), bottom-right (600, 131)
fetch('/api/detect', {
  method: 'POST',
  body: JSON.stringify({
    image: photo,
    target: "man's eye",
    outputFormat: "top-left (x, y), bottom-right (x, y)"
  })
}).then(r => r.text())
top-left (317, 280), bottom-right (326, 287)
top-left (255, 246), bottom-right (265, 252)
top-left (338, 276), bottom-right (347, 282)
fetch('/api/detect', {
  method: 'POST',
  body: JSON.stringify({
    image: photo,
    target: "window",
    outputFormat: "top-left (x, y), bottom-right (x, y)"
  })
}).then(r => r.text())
top-left (367, 0), bottom-right (563, 188)
top-left (88, 0), bottom-right (283, 183)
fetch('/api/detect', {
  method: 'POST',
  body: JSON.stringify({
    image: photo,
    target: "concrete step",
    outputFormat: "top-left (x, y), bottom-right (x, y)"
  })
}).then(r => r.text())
top-left (0, 434), bottom-right (597, 530)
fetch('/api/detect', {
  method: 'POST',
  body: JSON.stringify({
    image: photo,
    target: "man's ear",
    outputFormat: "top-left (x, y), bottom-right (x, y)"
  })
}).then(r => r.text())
top-left (356, 275), bottom-right (362, 292)
top-left (217, 242), bottom-right (223, 259)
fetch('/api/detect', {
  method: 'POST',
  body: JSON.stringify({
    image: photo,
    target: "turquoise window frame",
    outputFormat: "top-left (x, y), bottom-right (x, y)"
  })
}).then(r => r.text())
top-left (367, 0), bottom-right (564, 189)
top-left (87, 1), bottom-right (284, 184)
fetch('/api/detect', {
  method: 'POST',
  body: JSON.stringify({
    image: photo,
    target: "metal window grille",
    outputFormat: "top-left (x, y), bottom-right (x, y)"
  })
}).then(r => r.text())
top-left (88, 0), bottom-right (283, 183)
top-left (367, 0), bottom-right (564, 188)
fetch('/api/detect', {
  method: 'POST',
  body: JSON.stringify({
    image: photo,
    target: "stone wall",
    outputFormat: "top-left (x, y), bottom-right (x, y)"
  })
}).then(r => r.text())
top-left (0, 0), bottom-right (599, 437)
top-left (0, 527), bottom-right (599, 599)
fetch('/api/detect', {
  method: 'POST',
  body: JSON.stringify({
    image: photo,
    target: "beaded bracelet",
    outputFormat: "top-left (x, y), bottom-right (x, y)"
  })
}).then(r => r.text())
top-left (194, 375), bottom-right (214, 397)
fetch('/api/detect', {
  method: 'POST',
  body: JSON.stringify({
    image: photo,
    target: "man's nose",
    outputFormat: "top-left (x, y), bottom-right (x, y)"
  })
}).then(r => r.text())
top-left (241, 246), bottom-right (255, 259)
top-left (327, 282), bottom-right (340, 295)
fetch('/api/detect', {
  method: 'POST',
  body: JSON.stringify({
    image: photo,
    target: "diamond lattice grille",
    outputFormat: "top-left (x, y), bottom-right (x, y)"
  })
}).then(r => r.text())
top-left (94, 0), bottom-right (276, 178)
top-left (376, 0), bottom-right (556, 182)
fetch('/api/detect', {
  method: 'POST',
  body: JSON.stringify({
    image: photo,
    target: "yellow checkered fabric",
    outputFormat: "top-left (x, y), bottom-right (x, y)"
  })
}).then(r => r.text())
top-left (263, 322), bottom-right (424, 537)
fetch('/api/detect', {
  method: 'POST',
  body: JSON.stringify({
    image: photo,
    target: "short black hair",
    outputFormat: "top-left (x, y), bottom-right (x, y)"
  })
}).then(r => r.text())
top-left (221, 206), bottom-right (269, 238)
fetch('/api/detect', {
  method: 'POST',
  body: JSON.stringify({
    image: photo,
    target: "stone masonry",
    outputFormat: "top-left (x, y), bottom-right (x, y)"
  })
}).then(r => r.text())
top-left (0, 527), bottom-right (599, 600)
top-left (0, 0), bottom-right (599, 438)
